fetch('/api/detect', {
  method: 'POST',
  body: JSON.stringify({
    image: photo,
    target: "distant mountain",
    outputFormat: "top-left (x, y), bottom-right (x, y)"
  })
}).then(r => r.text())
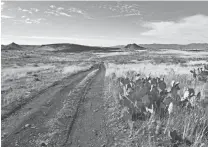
top-left (1, 42), bottom-right (22, 50)
top-left (1, 45), bottom-right (5, 49)
top-left (139, 43), bottom-right (208, 50)
top-left (2, 42), bottom-right (207, 51)
top-left (39, 43), bottom-right (120, 52)
top-left (125, 43), bottom-right (146, 50)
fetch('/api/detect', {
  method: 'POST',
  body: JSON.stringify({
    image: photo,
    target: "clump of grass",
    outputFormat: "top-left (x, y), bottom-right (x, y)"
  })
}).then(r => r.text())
top-left (61, 64), bottom-right (92, 74)
top-left (33, 63), bottom-right (39, 67)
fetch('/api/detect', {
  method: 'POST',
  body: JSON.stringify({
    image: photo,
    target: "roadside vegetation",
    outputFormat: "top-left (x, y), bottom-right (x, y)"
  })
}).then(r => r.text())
top-left (104, 59), bottom-right (208, 147)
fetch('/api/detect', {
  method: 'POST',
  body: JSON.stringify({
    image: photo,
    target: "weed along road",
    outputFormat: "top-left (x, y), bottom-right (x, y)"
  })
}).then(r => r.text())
top-left (2, 63), bottom-right (109, 147)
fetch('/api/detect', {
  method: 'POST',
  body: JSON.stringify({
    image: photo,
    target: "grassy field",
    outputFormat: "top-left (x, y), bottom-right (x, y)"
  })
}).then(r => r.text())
top-left (1, 48), bottom-right (95, 118)
top-left (103, 50), bottom-right (208, 147)
top-left (1, 45), bottom-right (208, 146)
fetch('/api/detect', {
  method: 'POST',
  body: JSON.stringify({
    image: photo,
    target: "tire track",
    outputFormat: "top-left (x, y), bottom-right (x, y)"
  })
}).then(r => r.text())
top-left (66, 64), bottom-right (107, 147)
top-left (62, 69), bottom-right (99, 146)
top-left (1, 65), bottom-right (100, 147)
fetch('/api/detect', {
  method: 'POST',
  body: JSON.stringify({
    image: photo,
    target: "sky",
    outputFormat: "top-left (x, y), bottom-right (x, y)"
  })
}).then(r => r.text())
top-left (1, 1), bottom-right (208, 46)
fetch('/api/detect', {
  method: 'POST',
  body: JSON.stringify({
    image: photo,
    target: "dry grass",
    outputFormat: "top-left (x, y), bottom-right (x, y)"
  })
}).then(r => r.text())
top-left (62, 64), bottom-right (92, 74)
top-left (104, 61), bottom-right (208, 147)
top-left (105, 62), bottom-right (203, 77)
top-left (1, 63), bottom-right (92, 108)
top-left (1, 64), bottom-right (55, 84)
top-left (94, 52), bottom-right (132, 57)
top-left (151, 49), bottom-right (208, 58)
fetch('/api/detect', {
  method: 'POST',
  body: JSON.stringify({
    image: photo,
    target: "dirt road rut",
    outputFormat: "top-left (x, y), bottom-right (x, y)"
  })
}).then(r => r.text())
top-left (1, 64), bottom-right (112, 147)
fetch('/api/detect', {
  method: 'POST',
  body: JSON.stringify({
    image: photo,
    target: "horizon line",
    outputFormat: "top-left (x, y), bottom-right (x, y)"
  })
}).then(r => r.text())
top-left (1, 42), bottom-right (208, 47)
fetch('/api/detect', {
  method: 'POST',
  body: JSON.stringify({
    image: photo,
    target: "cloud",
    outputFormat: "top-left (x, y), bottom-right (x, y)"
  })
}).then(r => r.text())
top-left (98, 2), bottom-right (140, 17)
top-left (17, 7), bottom-right (39, 14)
top-left (1, 15), bottom-right (14, 19)
top-left (1, 1), bottom-right (5, 11)
top-left (31, 8), bottom-right (39, 12)
top-left (44, 11), bottom-right (58, 16)
top-left (141, 14), bottom-right (208, 43)
top-left (1, 2), bottom-right (4, 7)
top-left (45, 6), bottom-right (92, 19)
top-left (18, 7), bottom-right (32, 14)
top-left (45, 10), bottom-right (71, 17)
top-left (50, 5), bottom-right (56, 9)
top-left (13, 18), bottom-right (45, 24)
top-left (68, 7), bottom-right (84, 14)
top-left (25, 18), bottom-right (44, 24)
top-left (68, 7), bottom-right (93, 19)
top-left (59, 12), bottom-right (71, 17)
top-left (1, 2), bottom-right (15, 19)
top-left (57, 7), bottom-right (64, 10)
top-left (45, 6), bottom-right (71, 17)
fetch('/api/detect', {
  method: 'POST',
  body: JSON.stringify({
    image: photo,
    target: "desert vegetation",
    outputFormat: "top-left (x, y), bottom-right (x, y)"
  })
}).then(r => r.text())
top-left (103, 60), bottom-right (208, 147)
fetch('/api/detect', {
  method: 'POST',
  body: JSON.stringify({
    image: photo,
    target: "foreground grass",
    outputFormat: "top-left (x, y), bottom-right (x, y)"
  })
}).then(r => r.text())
top-left (104, 62), bottom-right (208, 147)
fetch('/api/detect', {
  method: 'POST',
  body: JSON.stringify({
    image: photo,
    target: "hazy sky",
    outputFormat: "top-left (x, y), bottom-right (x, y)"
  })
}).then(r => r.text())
top-left (1, 1), bottom-right (208, 46)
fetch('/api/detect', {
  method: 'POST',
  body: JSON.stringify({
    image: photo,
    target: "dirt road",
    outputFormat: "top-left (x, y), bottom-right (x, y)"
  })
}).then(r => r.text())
top-left (1, 63), bottom-right (114, 147)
